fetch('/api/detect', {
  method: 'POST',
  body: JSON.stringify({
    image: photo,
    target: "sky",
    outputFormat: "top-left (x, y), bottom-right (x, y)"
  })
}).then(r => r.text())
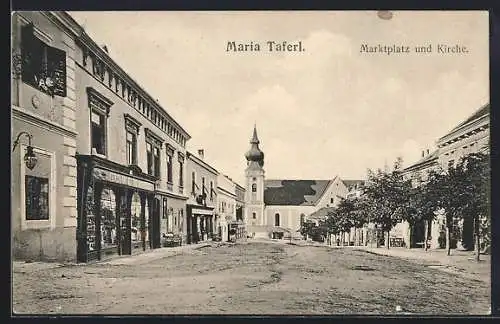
top-left (68, 11), bottom-right (489, 186)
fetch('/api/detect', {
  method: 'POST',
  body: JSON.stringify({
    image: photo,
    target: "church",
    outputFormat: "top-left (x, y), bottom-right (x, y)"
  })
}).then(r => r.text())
top-left (243, 126), bottom-right (363, 239)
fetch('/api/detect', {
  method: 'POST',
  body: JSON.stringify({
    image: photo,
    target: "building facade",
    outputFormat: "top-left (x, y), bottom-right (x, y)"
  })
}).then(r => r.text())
top-left (11, 11), bottom-right (193, 263)
top-left (186, 150), bottom-right (218, 244)
top-left (72, 14), bottom-right (191, 262)
top-left (401, 103), bottom-right (490, 250)
top-left (11, 12), bottom-right (79, 262)
top-left (216, 174), bottom-right (237, 242)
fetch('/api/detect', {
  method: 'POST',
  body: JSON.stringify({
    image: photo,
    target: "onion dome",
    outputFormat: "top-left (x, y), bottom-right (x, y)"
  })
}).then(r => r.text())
top-left (245, 125), bottom-right (264, 167)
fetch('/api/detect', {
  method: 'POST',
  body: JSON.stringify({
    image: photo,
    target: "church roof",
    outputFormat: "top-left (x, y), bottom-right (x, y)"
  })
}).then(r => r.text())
top-left (264, 179), bottom-right (332, 206)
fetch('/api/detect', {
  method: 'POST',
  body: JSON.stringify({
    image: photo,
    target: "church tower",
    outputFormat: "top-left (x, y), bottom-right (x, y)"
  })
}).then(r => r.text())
top-left (244, 125), bottom-right (266, 230)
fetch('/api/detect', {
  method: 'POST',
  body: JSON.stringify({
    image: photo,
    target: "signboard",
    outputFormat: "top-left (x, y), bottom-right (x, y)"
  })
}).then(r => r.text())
top-left (191, 208), bottom-right (213, 216)
top-left (93, 168), bottom-right (154, 191)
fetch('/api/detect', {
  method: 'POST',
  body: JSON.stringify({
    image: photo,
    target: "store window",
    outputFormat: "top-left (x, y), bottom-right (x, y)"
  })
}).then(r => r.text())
top-left (100, 188), bottom-right (117, 250)
top-left (131, 192), bottom-right (142, 248)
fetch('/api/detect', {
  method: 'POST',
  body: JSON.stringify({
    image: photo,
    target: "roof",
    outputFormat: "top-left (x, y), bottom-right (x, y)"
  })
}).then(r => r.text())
top-left (448, 103), bottom-right (489, 134)
top-left (308, 207), bottom-right (336, 220)
top-left (342, 180), bottom-right (365, 189)
top-left (438, 103), bottom-right (490, 144)
top-left (403, 149), bottom-right (439, 173)
top-left (264, 180), bottom-right (331, 206)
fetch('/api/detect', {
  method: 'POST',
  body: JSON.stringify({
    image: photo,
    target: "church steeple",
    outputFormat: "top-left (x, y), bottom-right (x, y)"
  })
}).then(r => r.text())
top-left (245, 124), bottom-right (264, 167)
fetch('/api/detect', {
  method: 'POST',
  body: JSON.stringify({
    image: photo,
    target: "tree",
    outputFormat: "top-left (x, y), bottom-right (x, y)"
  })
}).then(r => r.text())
top-left (364, 157), bottom-right (408, 249)
top-left (325, 209), bottom-right (342, 245)
top-left (455, 152), bottom-right (490, 261)
top-left (402, 176), bottom-right (440, 251)
top-left (336, 198), bottom-right (356, 245)
top-left (350, 197), bottom-right (370, 245)
top-left (300, 220), bottom-right (316, 240)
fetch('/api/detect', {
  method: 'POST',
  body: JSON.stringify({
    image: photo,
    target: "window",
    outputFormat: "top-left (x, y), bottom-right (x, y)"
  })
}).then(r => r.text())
top-left (126, 131), bottom-right (136, 165)
top-left (20, 23), bottom-right (67, 97)
top-left (202, 177), bottom-right (206, 196)
top-left (154, 147), bottom-right (161, 178)
top-left (300, 214), bottom-right (305, 226)
top-left (252, 183), bottom-right (257, 192)
top-left (145, 129), bottom-right (163, 178)
top-left (448, 159), bottom-right (455, 169)
top-left (167, 154), bottom-right (173, 183)
top-left (210, 181), bottom-right (213, 201)
top-left (179, 160), bottom-right (184, 187)
top-left (91, 110), bottom-right (106, 155)
top-left (252, 212), bottom-right (256, 219)
top-left (275, 213), bottom-right (280, 227)
top-left (330, 198), bottom-right (334, 204)
top-left (146, 142), bottom-right (153, 175)
top-left (191, 171), bottom-right (196, 194)
top-left (25, 176), bottom-right (49, 220)
top-left (124, 114), bottom-right (141, 165)
top-left (88, 87), bottom-right (113, 156)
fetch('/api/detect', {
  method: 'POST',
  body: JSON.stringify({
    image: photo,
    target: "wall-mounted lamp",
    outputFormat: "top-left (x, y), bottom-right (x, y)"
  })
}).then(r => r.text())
top-left (12, 131), bottom-right (38, 170)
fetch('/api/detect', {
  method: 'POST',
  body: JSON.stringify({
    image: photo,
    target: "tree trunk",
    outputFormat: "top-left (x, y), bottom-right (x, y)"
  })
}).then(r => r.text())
top-left (424, 220), bottom-right (429, 251)
top-left (376, 230), bottom-right (380, 248)
top-left (475, 216), bottom-right (481, 262)
top-left (348, 232), bottom-right (351, 246)
top-left (387, 230), bottom-right (390, 249)
top-left (353, 228), bottom-right (357, 246)
top-left (446, 225), bottom-right (451, 256)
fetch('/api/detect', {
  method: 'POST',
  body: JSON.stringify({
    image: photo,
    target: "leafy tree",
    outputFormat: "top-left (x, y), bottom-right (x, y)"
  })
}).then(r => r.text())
top-left (325, 209), bottom-right (342, 245)
top-left (336, 198), bottom-right (356, 245)
top-left (455, 152), bottom-right (490, 261)
top-left (300, 220), bottom-right (316, 240)
top-left (351, 196), bottom-right (370, 245)
top-left (364, 157), bottom-right (408, 249)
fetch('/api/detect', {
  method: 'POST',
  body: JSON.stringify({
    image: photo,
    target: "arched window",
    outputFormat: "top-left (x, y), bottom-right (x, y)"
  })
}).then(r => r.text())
top-left (275, 213), bottom-right (280, 227)
top-left (252, 212), bottom-right (256, 219)
top-left (251, 183), bottom-right (257, 192)
top-left (300, 213), bottom-right (305, 226)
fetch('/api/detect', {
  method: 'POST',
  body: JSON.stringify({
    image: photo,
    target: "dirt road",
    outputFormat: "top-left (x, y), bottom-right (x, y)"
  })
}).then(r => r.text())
top-left (12, 241), bottom-right (490, 315)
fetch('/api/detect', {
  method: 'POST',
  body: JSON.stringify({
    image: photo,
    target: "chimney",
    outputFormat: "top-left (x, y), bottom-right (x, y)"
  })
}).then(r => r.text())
top-left (102, 45), bottom-right (108, 53)
top-left (421, 150), bottom-right (425, 158)
top-left (426, 149), bottom-right (430, 155)
top-left (198, 149), bottom-right (204, 160)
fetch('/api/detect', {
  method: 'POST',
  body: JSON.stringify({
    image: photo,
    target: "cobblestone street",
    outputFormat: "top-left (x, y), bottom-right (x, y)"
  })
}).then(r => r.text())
top-left (12, 241), bottom-right (490, 315)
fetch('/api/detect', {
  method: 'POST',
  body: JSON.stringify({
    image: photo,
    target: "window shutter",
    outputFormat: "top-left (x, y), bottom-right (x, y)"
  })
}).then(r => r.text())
top-left (47, 45), bottom-right (67, 97)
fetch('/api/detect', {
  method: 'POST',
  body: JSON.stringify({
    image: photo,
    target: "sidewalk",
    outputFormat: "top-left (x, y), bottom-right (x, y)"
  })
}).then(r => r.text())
top-left (353, 246), bottom-right (491, 283)
top-left (13, 242), bottom-right (213, 271)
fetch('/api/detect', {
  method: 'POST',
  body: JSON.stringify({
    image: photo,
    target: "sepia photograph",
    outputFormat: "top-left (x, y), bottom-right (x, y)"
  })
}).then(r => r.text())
top-left (11, 10), bottom-right (491, 315)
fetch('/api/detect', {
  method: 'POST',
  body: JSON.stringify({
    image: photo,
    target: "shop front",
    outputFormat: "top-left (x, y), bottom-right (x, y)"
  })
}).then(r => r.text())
top-left (186, 204), bottom-right (214, 244)
top-left (76, 155), bottom-right (161, 263)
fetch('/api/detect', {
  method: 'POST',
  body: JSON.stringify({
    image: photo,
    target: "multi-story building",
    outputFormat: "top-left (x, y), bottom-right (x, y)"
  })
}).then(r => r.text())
top-left (11, 12), bottom-right (79, 262)
top-left (401, 103), bottom-right (490, 250)
top-left (71, 14), bottom-right (190, 262)
top-left (186, 150), bottom-right (218, 244)
top-left (216, 174), bottom-right (237, 242)
top-left (11, 11), bottom-right (192, 263)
